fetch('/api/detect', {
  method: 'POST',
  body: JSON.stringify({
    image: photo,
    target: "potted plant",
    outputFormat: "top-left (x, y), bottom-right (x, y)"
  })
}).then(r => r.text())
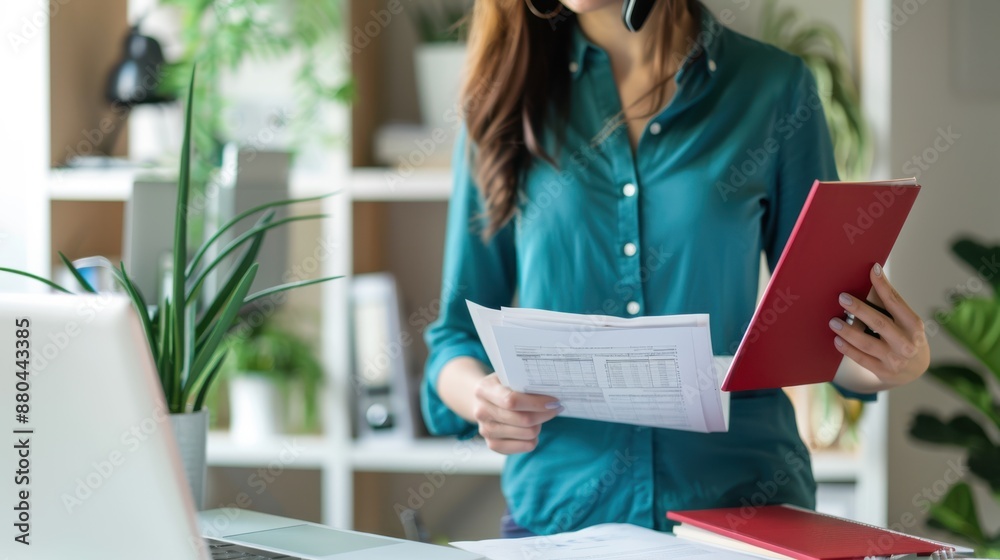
top-left (221, 321), bottom-right (323, 443)
top-left (0, 68), bottom-right (341, 508)
top-left (411, 2), bottom-right (471, 131)
top-left (908, 237), bottom-right (1000, 557)
top-left (759, 0), bottom-right (872, 180)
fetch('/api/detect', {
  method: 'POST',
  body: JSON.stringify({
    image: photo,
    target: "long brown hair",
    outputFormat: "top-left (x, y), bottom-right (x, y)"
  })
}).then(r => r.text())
top-left (462, 0), bottom-right (694, 238)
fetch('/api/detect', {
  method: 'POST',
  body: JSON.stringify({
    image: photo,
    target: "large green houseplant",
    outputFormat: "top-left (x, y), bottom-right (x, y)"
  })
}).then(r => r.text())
top-left (1, 68), bottom-right (340, 505)
top-left (759, 0), bottom-right (872, 180)
top-left (909, 237), bottom-right (1000, 557)
top-left (158, 0), bottom-right (354, 179)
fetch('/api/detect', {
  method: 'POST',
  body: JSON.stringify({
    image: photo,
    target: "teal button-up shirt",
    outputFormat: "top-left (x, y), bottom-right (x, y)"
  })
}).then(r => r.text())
top-left (421, 5), bottom-right (874, 535)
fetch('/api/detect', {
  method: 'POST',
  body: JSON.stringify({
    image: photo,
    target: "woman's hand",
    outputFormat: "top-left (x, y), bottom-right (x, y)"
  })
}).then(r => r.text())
top-left (829, 262), bottom-right (930, 389)
top-left (473, 373), bottom-right (562, 454)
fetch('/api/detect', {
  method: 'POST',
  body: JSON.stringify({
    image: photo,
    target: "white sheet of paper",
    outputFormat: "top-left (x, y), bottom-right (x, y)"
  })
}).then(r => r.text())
top-left (467, 301), bottom-right (729, 433)
top-left (450, 523), bottom-right (769, 560)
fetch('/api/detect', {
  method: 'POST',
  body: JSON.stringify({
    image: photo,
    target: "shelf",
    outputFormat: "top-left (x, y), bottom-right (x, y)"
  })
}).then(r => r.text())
top-left (46, 164), bottom-right (452, 203)
top-left (206, 431), bottom-right (330, 469)
top-left (350, 437), bottom-right (504, 475)
top-left (350, 167), bottom-right (451, 201)
top-left (207, 433), bottom-right (504, 476)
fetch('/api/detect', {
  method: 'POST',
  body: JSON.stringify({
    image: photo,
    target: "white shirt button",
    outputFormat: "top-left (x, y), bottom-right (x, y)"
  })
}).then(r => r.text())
top-left (569, 61), bottom-right (579, 73)
top-left (626, 301), bottom-right (640, 315)
top-left (649, 122), bottom-right (662, 135)
top-left (708, 59), bottom-right (717, 72)
top-left (622, 183), bottom-right (636, 197)
top-left (623, 243), bottom-right (637, 257)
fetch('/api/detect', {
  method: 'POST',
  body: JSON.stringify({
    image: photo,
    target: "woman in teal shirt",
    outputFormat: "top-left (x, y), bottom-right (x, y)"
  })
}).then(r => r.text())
top-left (422, 0), bottom-right (930, 537)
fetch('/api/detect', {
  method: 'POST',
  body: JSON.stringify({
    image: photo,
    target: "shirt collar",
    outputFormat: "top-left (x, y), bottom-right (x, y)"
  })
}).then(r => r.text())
top-left (568, 1), bottom-right (724, 81)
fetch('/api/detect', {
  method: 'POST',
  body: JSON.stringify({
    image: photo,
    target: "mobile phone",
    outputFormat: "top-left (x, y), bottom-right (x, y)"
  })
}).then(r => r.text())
top-left (622, 0), bottom-right (657, 32)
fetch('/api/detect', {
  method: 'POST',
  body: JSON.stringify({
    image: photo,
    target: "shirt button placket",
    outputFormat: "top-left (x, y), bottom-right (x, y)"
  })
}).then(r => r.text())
top-left (619, 179), bottom-right (643, 317)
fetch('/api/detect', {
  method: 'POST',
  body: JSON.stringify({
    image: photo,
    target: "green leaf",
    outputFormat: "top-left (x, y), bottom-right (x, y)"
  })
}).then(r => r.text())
top-left (926, 482), bottom-right (986, 545)
top-left (968, 444), bottom-right (1000, 496)
top-left (951, 238), bottom-right (1000, 297)
top-left (186, 213), bottom-right (328, 304)
top-left (190, 263), bottom-right (258, 385)
top-left (172, 64), bottom-right (197, 412)
top-left (243, 275), bottom-right (344, 305)
top-left (157, 298), bottom-right (171, 391)
top-left (910, 412), bottom-right (994, 450)
top-left (935, 298), bottom-right (1000, 384)
top-left (194, 211), bottom-right (274, 340)
top-left (0, 268), bottom-right (72, 294)
top-left (185, 191), bottom-right (338, 276)
top-left (191, 348), bottom-right (228, 412)
top-left (117, 261), bottom-right (158, 366)
top-left (925, 364), bottom-right (1000, 429)
top-left (57, 252), bottom-right (97, 293)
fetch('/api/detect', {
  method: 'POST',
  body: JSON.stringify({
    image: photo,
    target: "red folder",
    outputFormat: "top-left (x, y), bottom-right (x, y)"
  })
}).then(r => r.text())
top-left (668, 504), bottom-right (949, 560)
top-left (722, 179), bottom-right (920, 392)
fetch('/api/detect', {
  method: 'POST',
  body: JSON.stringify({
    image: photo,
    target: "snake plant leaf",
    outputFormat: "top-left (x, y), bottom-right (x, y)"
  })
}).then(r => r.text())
top-left (190, 263), bottom-right (258, 383)
top-left (243, 274), bottom-right (344, 305)
top-left (0, 268), bottom-right (72, 294)
top-left (185, 191), bottom-right (338, 276)
top-left (191, 348), bottom-right (228, 412)
top-left (57, 252), bottom-right (97, 294)
top-left (951, 238), bottom-right (1000, 297)
top-left (910, 412), bottom-right (994, 450)
top-left (968, 444), bottom-right (1000, 497)
top-left (924, 364), bottom-right (1000, 429)
top-left (172, 64), bottom-right (197, 412)
top-left (157, 298), bottom-right (171, 388)
top-left (117, 261), bottom-right (158, 365)
top-left (927, 482), bottom-right (986, 545)
top-left (935, 298), bottom-right (1000, 384)
top-left (186, 213), bottom-right (328, 303)
top-left (194, 211), bottom-right (274, 341)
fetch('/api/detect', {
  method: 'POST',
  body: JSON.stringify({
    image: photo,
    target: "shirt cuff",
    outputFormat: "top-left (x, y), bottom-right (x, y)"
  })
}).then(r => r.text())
top-left (421, 342), bottom-right (491, 439)
top-left (831, 381), bottom-right (878, 402)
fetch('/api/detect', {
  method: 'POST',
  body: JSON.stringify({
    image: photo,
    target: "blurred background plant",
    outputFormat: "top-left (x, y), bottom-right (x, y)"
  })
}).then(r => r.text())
top-left (217, 319), bottom-right (325, 437)
top-left (410, 1), bottom-right (470, 43)
top-left (759, 0), bottom-right (872, 180)
top-left (909, 237), bottom-right (1000, 557)
top-left (157, 0), bottom-right (354, 181)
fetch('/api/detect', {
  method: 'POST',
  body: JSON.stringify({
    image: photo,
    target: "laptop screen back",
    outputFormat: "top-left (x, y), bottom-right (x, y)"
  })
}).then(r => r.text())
top-left (0, 294), bottom-right (206, 560)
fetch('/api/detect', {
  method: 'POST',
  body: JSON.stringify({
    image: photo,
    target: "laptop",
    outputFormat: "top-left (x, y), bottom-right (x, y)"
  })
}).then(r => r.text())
top-left (0, 293), bottom-right (481, 559)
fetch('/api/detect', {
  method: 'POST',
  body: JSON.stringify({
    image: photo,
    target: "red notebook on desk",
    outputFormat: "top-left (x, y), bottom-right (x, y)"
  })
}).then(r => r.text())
top-left (668, 504), bottom-right (951, 560)
top-left (722, 178), bottom-right (920, 392)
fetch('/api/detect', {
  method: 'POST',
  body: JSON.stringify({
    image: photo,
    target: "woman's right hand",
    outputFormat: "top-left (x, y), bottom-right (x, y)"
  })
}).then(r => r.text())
top-left (473, 373), bottom-right (562, 454)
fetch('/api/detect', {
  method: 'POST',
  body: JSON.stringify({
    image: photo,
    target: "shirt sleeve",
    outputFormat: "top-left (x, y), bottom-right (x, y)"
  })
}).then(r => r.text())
top-left (421, 127), bottom-right (518, 437)
top-left (766, 59), bottom-right (876, 403)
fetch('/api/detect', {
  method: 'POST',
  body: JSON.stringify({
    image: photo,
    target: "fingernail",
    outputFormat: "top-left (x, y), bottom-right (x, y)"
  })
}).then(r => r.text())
top-left (834, 336), bottom-right (844, 348)
top-left (545, 401), bottom-right (562, 410)
top-left (839, 293), bottom-right (853, 306)
top-left (829, 318), bottom-right (843, 331)
top-left (873, 262), bottom-right (883, 277)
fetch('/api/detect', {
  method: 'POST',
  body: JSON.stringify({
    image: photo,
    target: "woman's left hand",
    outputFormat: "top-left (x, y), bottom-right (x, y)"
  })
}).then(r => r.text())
top-left (828, 262), bottom-right (930, 388)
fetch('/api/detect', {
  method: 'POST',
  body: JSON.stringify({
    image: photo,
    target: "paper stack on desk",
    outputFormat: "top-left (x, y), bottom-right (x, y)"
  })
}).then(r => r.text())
top-left (467, 302), bottom-right (730, 433)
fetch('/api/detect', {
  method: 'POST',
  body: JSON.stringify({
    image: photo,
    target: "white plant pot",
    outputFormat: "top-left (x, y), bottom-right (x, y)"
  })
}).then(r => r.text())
top-left (169, 409), bottom-right (209, 510)
top-left (229, 375), bottom-right (285, 444)
top-left (414, 43), bottom-right (468, 132)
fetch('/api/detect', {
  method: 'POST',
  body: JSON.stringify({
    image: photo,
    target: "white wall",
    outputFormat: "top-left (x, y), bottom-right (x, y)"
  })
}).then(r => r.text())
top-left (0, 3), bottom-right (51, 289)
top-left (880, 0), bottom-right (1000, 542)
